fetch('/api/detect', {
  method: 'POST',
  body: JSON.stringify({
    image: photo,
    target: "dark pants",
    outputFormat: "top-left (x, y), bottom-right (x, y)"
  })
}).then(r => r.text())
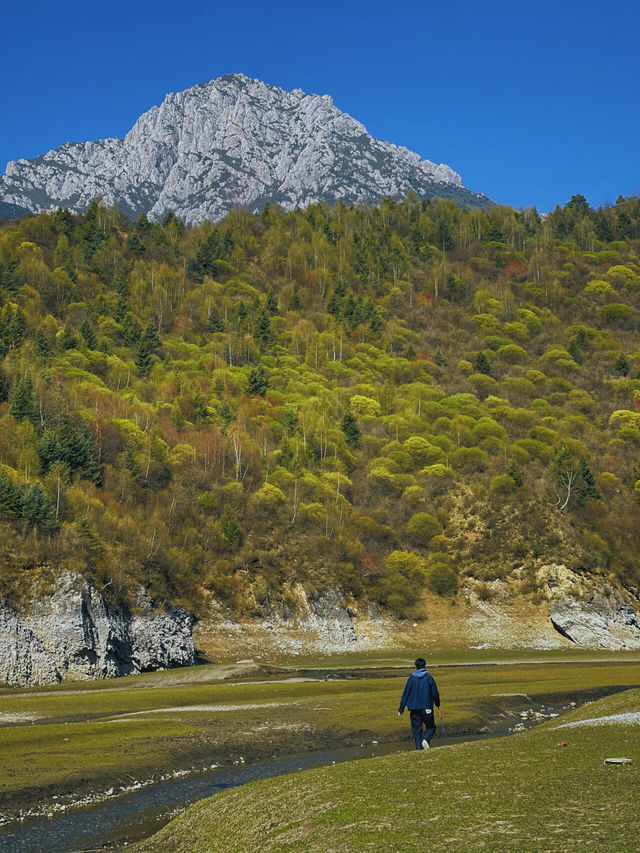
top-left (409, 709), bottom-right (436, 750)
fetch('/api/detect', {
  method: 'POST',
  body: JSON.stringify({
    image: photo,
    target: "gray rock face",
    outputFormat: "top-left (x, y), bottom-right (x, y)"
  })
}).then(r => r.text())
top-left (0, 74), bottom-right (488, 225)
top-left (0, 575), bottom-right (195, 686)
top-left (538, 564), bottom-right (640, 649)
top-left (303, 588), bottom-right (357, 646)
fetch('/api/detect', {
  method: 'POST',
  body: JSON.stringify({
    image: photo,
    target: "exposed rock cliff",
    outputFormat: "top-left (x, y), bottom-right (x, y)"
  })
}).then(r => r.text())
top-left (537, 564), bottom-right (640, 649)
top-left (194, 583), bottom-right (393, 660)
top-left (0, 575), bottom-right (195, 686)
top-left (0, 73), bottom-right (488, 224)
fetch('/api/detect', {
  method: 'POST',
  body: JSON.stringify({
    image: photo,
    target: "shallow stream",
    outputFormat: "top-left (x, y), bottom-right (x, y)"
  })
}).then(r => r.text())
top-left (0, 732), bottom-right (494, 852)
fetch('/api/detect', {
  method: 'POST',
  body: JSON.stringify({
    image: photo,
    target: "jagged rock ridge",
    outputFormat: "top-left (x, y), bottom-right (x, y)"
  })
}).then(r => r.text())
top-left (0, 73), bottom-right (488, 225)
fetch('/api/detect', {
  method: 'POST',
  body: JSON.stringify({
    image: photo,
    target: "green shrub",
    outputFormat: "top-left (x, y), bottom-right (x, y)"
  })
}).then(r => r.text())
top-left (427, 564), bottom-right (458, 596)
top-left (406, 512), bottom-right (442, 546)
top-left (490, 474), bottom-right (516, 495)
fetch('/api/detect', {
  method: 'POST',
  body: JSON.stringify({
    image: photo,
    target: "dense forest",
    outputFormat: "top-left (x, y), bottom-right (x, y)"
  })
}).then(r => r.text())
top-left (1, 192), bottom-right (639, 617)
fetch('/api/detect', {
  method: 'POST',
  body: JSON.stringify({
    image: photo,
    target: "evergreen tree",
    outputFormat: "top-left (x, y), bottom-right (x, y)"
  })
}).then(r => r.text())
top-left (327, 292), bottom-right (341, 316)
top-left (123, 445), bottom-right (142, 483)
top-left (207, 309), bottom-right (224, 333)
top-left (35, 330), bottom-right (52, 357)
top-left (254, 309), bottom-right (273, 348)
top-left (245, 366), bottom-right (268, 396)
top-left (0, 306), bottom-right (26, 349)
top-left (266, 290), bottom-right (279, 315)
top-left (341, 411), bottom-right (361, 447)
top-left (0, 473), bottom-right (22, 516)
top-left (474, 351), bottom-right (492, 376)
top-left (126, 232), bottom-right (145, 257)
top-left (135, 324), bottom-right (161, 377)
top-left (577, 459), bottom-right (601, 503)
top-left (506, 462), bottom-right (524, 486)
top-left (9, 377), bottom-right (34, 422)
top-left (218, 403), bottom-right (235, 432)
top-left (39, 431), bottom-right (64, 473)
top-left (192, 392), bottom-right (211, 423)
top-left (21, 483), bottom-right (58, 532)
top-left (60, 326), bottom-right (78, 350)
top-left (0, 261), bottom-right (18, 294)
top-left (122, 314), bottom-right (142, 345)
top-left (614, 353), bottom-right (630, 376)
top-left (290, 286), bottom-right (301, 311)
top-left (369, 308), bottom-right (384, 335)
top-left (80, 320), bottom-right (97, 350)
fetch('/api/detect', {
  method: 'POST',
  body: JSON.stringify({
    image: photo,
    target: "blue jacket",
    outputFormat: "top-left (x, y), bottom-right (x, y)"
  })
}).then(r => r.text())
top-left (398, 668), bottom-right (440, 713)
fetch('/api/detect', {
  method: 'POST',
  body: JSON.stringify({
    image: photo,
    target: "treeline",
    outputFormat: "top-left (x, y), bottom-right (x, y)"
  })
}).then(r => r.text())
top-left (0, 191), bottom-right (639, 616)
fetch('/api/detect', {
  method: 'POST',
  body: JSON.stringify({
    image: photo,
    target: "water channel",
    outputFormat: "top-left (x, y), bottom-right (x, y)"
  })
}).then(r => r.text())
top-left (0, 732), bottom-right (498, 853)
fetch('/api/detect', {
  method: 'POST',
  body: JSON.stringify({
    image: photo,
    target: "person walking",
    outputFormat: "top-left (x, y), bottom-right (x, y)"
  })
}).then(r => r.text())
top-left (397, 657), bottom-right (441, 750)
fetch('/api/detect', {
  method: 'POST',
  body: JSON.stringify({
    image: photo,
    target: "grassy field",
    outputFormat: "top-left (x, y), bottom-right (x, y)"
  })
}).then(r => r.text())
top-left (1, 654), bottom-right (639, 819)
top-left (136, 688), bottom-right (640, 852)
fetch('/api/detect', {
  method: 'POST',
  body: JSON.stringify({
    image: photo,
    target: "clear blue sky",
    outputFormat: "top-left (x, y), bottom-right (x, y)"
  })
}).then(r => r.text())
top-left (2, 0), bottom-right (638, 211)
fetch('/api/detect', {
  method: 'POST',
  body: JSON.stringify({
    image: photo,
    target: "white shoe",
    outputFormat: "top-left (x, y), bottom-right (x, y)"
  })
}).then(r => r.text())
top-left (422, 739), bottom-right (430, 750)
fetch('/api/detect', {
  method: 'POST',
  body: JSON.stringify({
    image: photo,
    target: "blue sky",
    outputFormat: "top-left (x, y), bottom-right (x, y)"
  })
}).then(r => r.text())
top-left (2, 0), bottom-right (638, 211)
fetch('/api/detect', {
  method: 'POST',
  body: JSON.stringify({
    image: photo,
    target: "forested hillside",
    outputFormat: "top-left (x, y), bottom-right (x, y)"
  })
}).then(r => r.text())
top-left (1, 193), bottom-right (639, 617)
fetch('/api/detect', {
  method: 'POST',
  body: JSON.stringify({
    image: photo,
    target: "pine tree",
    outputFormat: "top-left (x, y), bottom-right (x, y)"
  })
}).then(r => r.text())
top-left (369, 308), bottom-right (384, 335)
top-left (39, 431), bottom-right (64, 473)
top-left (614, 353), bottom-right (630, 376)
top-left (341, 411), bottom-right (361, 447)
top-left (126, 232), bottom-right (145, 256)
top-left (60, 327), bottom-right (78, 350)
top-left (207, 309), bottom-right (224, 333)
top-left (506, 462), bottom-right (524, 486)
top-left (80, 320), bottom-right (97, 350)
top-left (0, 473), bottom-right (22, 515)
top-left (135, 324), bottom-right (161, 377)
top-left (578, 459), bottom-right (601, 502)
top-left (9, 377), bottom-right (34, 422)
top-left (21, 483), bottom-right (58, 532)
top-left (124, 445), bottom-right (142, 484)
top-left (245, 366), bottom-right (268, 396)
top-left (290, 287), bottom-right (301, 311)
top-left (474, 351), bottom-right (492, 376)
top-left (327, 292), bottom-right (341, 316)
top-left (254, 309), bottom-right (273, 348)
top-left (36, 330), bottom-right (52, 357)
top-left (266, 290), bottom-right (279, 315)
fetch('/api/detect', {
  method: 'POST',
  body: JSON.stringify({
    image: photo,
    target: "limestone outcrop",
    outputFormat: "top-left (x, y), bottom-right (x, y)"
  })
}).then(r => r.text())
top-left (537, 564), bottom-right (640, 649)
top-left (0, 574), bottom-right (195, 686)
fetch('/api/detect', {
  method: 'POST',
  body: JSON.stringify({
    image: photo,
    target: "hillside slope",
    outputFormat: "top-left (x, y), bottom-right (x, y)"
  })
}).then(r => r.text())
top-left (0, 193), bottom-right (639, 675)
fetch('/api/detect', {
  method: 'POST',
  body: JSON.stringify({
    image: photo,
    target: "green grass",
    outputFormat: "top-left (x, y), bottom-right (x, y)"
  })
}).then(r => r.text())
top-left (1, 658), bottom-right (639, 817)
top-left (136, 689), bottom-right (640, 852)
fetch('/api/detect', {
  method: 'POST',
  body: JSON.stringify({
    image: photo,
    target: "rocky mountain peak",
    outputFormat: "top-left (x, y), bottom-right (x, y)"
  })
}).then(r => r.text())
top-left (0, 75), bottom-right (488, 225)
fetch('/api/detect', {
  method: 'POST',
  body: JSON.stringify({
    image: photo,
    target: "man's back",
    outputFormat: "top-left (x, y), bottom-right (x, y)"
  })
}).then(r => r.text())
top-left (398, 667), bottom-right (440, 712)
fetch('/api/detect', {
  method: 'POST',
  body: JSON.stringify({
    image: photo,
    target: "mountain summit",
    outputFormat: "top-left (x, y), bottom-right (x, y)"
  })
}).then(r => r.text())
top-left (0, 73), bottom-right (488, 224)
